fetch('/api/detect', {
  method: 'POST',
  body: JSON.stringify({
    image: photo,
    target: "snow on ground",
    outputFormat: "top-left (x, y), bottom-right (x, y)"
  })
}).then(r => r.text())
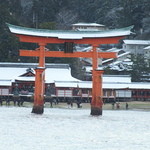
top-left (0, 107), bottom-right (150, 150)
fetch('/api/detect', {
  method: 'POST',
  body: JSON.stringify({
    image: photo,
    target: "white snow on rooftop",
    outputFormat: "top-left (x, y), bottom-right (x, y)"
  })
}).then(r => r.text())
top-left (124, 40), bottom-right (150, 45)
top-left (102, 58), bottom-right (113, 64)
top-left (78, 81), bottom-right (92, 89)
top-left (103, 75), bottom-right (131, 83)
top-left (117, 51), bottom-right (130, 58)
top-left (0, 80), bottom-right (12, 86)
top-left (45, 68), bottom-right (79, 83)
top-left (109, 60), bottom-right (122, 66)
top-left (144, 45), bottom-right (150, 50)
top-left (15, 76), bottom-right (35, 82)
top-left (54, 80), bottom-right (150, 90)
top-left (123, 58), bottom-right (131, 62)
top-left (128, 82), bottom-right (150, 89)
top-left (103, 83), bottom-right (129, 89)
top-left (76, 28), bottom-right (100, 31)
top-left (0, 67), bottom-right (26, 81)
top-left (72, 22), bottom-right (105, 27)
top-left (1, 65), bottom-right (150, 90)
top-left (0, 67), bottom-right (79, 85)
top-left (55, 81), bottom-right (78, 88)
top-left (106, 48), bottom-right (122, 52)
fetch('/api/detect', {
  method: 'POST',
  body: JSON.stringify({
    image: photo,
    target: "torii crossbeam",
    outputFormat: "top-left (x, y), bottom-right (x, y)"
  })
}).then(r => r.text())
top-left (7, 23), bottom-right (133, 115)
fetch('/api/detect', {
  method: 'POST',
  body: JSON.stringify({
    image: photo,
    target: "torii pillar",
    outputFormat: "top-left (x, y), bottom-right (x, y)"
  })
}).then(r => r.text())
top-left (91, 44), bottom-right (104, 115)
top-left (31, 43), bottom-right (46, 114)
top-left (91, 69), bottom-right (104, 115)
top-left (7, 23), bottom-right (133, 115)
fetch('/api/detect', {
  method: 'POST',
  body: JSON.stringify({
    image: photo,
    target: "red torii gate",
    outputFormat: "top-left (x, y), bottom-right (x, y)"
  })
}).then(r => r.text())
top-left (7, 24), bottom-right (132, 115)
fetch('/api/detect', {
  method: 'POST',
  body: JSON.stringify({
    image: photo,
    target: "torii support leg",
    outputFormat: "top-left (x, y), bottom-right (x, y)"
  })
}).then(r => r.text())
top-left (91, 70), bottom-right (104, 116)
top-left (32, 67), bottom-right (45, 114)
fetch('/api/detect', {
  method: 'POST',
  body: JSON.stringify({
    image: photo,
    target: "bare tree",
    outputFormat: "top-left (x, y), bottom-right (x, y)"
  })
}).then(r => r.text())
top-left (56, 8), bottom-right (78, 30)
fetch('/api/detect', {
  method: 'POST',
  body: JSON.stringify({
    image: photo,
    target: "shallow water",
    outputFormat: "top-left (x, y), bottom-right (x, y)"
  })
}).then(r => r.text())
top-left (0, 107), bottom-right (150, 150)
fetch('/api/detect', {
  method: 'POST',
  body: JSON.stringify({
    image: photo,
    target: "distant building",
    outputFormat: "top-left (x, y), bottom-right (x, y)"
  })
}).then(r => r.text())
top-left (79, 47), bottom-right (132, 73)
top-left (144, 45), bottom-right (150, 59)
top-left (72, 23), bottom-right (107, 31)
top-left (123, 40), bottom-right (150, 56)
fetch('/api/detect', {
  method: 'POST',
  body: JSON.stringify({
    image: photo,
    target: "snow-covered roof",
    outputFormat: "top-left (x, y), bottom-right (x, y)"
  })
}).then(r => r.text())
top-left (124, 40), bottom-right (150, 45)
top-left (7, 23), bottom-right (133, 40)
top-left (123, 58), bottom-right (131, 62)
top-left (0, 67), bottom-right (27, 81)
top-left (103, 75), bottom-right (131, 83)
top-left (81, 46), bottom-right (92, 52)
top-left (0, 80), bottom-right (12, 86)
top-left (117, 51), bottom-right (130, 58)
top-left (15, 76), bottom-right (35, 82)
top-left (144, 45), bottom-right (150, 50)
top-left (122, 59), bottom-right (133, 66)
top-left (0, 65), bottom-right (79, 85)
top-left (106, 48), bottom-right (122, 52)
top-left (0, 62), bottom-right (69, 69)
top-left (103, 83), bottom-right (129, 89)
top-left (78, 81), bottom-right (92, 88)
top-left (77, 46), bottom-right (101, 52)
top-left (103, 82), bottom-right (150, 90)
top-left (55, 81), bottom-right (78, 88)
top-left (102, 58), bottom-right (113, 64)
top-left (1, 63), bottom-right (150, 90)
top-left (109, 60), bottom-right (122, 66)
top-left (54, 81), bottom-right (150, 90)
top-left (45, 68), bottom-right (79, 83)
top-left (72, 23), bottom-right (105, 27)
top-left (128, 82), bottom-right (150, 89)
top-left (84, 66), bottom-right (92, 73)
top-left (76, 29), bottom-right (100, 31)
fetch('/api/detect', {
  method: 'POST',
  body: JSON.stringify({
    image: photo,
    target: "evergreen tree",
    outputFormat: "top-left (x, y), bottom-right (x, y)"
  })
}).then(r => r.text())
top-left (0, 0), bottom-right (150, 63)
top-left (130, 54), bottom-right (149, 82)
top-left (0, 0), bottom-right (20, 62)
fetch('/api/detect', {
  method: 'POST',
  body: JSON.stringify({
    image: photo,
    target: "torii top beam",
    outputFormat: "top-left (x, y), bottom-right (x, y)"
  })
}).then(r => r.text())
top-left (7, 23), bottom-right (133, 45)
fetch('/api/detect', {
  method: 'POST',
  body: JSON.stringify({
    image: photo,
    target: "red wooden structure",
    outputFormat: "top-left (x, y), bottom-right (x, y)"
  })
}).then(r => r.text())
top-left (7, 24), bottom-right (132, 115)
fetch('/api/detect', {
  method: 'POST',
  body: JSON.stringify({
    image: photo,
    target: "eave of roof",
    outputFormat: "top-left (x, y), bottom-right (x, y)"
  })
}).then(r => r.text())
top-left (7, 23), bottom-right (133, 40)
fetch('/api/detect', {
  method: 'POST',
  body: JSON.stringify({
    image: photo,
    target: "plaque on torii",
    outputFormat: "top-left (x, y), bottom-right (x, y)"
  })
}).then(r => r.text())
top-left (7, 24), bottom-right (133, 115)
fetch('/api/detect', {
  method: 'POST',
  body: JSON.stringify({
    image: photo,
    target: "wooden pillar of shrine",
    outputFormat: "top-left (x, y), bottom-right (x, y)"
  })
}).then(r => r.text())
top-left (32, 43), bottom-right (46, 114)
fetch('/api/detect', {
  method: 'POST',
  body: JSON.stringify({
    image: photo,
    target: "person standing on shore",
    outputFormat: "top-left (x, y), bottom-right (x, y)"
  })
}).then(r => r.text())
top-left (112, 102), bottom-right (115, 109)
top-left (126, 102), bottom-right (129, 110)
top-left (116, 102), bottom-right (120, 109)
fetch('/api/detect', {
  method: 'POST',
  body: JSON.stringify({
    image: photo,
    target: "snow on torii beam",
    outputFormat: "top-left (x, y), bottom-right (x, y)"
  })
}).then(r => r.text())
top-left (7, 23), bottom-right (133, 115)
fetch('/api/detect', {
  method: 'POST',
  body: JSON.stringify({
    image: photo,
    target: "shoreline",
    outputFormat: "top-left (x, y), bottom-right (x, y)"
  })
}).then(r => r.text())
top-left (1, 101), bottom-right (150, 111)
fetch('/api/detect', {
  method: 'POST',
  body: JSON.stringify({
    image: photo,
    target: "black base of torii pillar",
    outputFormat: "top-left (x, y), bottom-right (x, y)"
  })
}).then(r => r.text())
top-left (91, 107), bottom-right (102, 116)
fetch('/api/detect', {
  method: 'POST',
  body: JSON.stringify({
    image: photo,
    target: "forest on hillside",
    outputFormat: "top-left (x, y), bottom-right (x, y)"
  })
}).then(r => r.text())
top-left (0, 0), bottom-right (150, 62)
top-left (0, 0), bottom-right (150, 80)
